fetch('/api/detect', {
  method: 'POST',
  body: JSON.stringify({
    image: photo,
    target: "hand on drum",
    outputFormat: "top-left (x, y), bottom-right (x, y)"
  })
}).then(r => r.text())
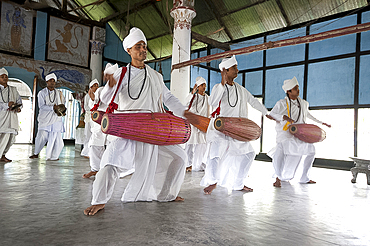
top-left (184, 110), bottom-right (200, 125)
top-left (265, 114), bottom-right (275, 121)
top-left (283, 115), bottom-right (295, 123)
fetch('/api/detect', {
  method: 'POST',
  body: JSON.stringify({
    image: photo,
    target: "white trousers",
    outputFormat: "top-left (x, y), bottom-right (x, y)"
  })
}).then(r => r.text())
top-left (91, 142), bottom-right (186, 205)
top-left (272, 143), bottom-right (315, 183)
top-left (81, 121), bottom-right (93, 157)
top-left (0, 133), bottom-right (16, 156)
top-left (185, 143), bottom-right (206, 171)
top-left (89, 145), bottom-right (105, 172)
top-left (200, 151), bottom-right (255, 190)
top-left (34, 130), bottom-right (64, 160)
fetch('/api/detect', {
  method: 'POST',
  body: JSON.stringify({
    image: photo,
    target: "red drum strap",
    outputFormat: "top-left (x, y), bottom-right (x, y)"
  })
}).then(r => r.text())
top-left (106, 67), bottom-right (127, 114)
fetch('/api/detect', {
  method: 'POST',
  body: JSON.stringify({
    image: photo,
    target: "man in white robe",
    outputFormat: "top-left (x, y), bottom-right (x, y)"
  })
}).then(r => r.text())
top-left (200, 56), bottom-right (273, 194)
top-left (80, 79), bottom-right (99, 157)
top-left (268, 77), bottom-right (331, 187)
top-left (29, 73), bottom-right (65, 161)
top-left (84, 27), bottom-right (188, 216)
top-left (184, 76), bottom-right (210, 172)
top-left (0, 68), bottom-right (22, 162)
top-left (82, 64), bottom-right (118, 178)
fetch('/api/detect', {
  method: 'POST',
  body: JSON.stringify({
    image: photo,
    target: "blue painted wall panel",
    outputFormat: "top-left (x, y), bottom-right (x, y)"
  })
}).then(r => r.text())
top-left (104, 24), bottom-right (131, 63)
top-left (34, 11), bottom-right (48, 61)
top-left (307, 58), bottom-right (355, 106)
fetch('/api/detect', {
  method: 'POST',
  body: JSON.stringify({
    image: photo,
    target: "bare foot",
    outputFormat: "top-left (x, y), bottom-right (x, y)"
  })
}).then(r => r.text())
top-left (241, 186), bottom-right (253, 192)
top-left (29, 154), bottom-right (38, 159)
top-left (306, 180), bottom-right (316, 184)
top-left (83, 171), bottom-right (98, 179)
top-left (204, 184), bottom-right (217, 194)
top-left (84, 204), bottom-right (105, 216)
top-left (186, 166), bottom-right (192, 172)
top-left (0, 156), bottom-right (12, 162)
top-left (273, 177), bottom-right (281, 187)
top-left (174, 196), bottom-right (184, 202)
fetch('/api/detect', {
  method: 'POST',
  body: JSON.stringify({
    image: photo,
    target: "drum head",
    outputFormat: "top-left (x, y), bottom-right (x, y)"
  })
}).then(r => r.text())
top-left (214, 118), bottom-right (224, 131)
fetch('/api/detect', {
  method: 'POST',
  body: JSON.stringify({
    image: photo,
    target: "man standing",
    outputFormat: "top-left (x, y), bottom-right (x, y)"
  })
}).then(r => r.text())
top-left (84, 27), bottom-right (187, 216)
top-left (29, 73), bottom-right (65, 161)
top-left (80, 79), bottom-right (99, 158)
top-left (201, 55), bottom-right (273, 194)
top-left (184, 76), bottom-right (210, 172)
top-left (268, 77), bottom-right (331, 187)
top-left (0, 68), bottom-right (22, 162)
top-left (82, 63), bottom-right (118, 179)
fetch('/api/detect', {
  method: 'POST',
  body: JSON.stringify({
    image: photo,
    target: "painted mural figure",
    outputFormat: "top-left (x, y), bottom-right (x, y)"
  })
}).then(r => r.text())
top-left (52, 23), bottom-right (83, 56)
top-left (6, 7), bottom-right (26, 51)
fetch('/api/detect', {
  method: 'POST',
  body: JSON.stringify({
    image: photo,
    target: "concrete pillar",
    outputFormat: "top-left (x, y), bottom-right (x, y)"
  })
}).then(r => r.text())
top-left (170, 0), bottom-right (196, 104)
top-left (89, 26), bottom-right (106, 84)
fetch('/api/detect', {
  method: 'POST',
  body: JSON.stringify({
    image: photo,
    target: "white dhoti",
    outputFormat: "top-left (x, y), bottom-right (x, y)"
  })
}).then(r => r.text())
top-left (81, 121), bottom-right (92, 157)
top-left (185, 143), bottom-right (206, 171)
top-left (269, 139), bottom-right (315, 183)
top-left (0, 133), bottom-right (16, 156)
top-left (34, 128), bottom-right (64, 160)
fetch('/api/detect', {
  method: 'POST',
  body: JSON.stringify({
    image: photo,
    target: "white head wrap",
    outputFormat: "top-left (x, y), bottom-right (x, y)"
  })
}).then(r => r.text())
top-left (89, 79), bottom-right (99, 88)
top-left (282, 76), bottom-right (299, 93)
top-left (104, 63), bottom-right (119, 75)
top-left (45, 73), bottom-right (57, 82)
top-left (195, 76), bottom-right (206, 87)
top-left (0, 68), bottom-right (8, 76)
top-left (219, 55), bottom-right (238, 71)
top-left (122, 27), bottom-right (147, 53)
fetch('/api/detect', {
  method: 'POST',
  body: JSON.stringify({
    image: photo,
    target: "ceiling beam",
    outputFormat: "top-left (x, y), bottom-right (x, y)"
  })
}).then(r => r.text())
top-left (191, 31), bottom-right (230, 50)
top-left (172, 22), bottom-right (370, 70)
top-left (68, 0), bottom-right (105, 13)
top-left (99, 0), bottom-right (154, 23)
top-left (204, 0), bottom-right (234, 41)
top-left (220, 0), bottom-right (269, 17)
top-left (275, 0), bottom-right (291, 26)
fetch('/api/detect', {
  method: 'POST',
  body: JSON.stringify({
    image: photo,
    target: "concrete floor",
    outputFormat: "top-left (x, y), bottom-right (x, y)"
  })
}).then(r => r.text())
top-left (0, 144), bottom-right (369, 246)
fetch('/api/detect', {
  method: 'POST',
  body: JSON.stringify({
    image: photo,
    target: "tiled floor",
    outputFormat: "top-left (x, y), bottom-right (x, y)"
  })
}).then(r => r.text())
top-left (0, 144), bottom-right (369, 246)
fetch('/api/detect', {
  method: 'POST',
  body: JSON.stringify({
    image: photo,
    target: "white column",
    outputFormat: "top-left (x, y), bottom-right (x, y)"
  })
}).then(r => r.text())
top-left (170, 1), bottom-right (196, 104)
top-left (90, 26), bottom-right (106, 84)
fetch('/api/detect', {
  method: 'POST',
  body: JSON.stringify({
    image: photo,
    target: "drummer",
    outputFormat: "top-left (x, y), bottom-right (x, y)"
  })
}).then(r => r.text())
top-left (268, 77), bottom-right (331, 188)
top-left (29, 73), bottom-right (66, 161)
top-left (184, 76), bottom-right (211, 172)
top-left (200, 55), bottom-right (274, 195)
top-left (84, 27), bottom-right (195, 216)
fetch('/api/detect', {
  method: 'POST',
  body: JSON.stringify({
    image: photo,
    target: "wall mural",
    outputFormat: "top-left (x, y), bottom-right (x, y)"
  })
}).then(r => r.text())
top-left (0, 53), bottom-right (90, 93)
top-left (0, 2), bottom-right (34, 56)
top-left (48, 16), bottom-right (90, 67)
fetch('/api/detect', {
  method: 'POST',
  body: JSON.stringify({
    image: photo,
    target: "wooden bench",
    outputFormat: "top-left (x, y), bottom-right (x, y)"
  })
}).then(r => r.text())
top-left (350, 157), bottom-right (370, 185)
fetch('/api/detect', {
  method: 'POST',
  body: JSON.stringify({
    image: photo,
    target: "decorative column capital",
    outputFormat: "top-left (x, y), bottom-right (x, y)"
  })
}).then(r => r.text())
top-left (90, 40), bottom-right (106, 55)
top-left (170, 7), bottom-right (196, 30)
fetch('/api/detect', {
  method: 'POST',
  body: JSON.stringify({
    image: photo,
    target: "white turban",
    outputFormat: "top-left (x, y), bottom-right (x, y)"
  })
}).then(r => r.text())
top-left (282, 76), bottom-right (299, 93)
top-left (89, 79), bottom-right (99, 88)
top-left (0, 68), bottom-right (8, 76)
top-left (219, 55), bottom-right (238, 71)
top-left (195, 76), bottom-right (206, 87)
top-left (122, 27), bottom-right (147, 53)
top-left (45, 73), bottom-right (57, 82)
top-left (104, 63), bottom-right (118, 75)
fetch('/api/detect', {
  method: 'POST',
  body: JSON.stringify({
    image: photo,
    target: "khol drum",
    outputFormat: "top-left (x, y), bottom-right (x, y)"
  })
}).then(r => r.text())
top-left (91, 110), bottom-right (105, 125)
top-left (214, 117), bottom-right (262, 142)
top-left (288, 124), bottom-right (326, 143)
top-left (101, 112), bottom-right (191, 146)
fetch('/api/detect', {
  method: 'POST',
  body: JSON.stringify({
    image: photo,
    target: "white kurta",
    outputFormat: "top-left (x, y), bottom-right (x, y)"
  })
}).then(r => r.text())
top-left (91, 64), bottom-right (186, 205)
top-left (200, 82), bottom-right (268, 190)
top-left (268, 96), bottom-right (323, 182)
top-left (81, 93), bottom-right (93, 157)
top-left (0, 85), bottom-right (22, 156)
top-left (34, 87), bottom-right (65, 160)
top-left (185, 92), bottom-right (210, 170)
